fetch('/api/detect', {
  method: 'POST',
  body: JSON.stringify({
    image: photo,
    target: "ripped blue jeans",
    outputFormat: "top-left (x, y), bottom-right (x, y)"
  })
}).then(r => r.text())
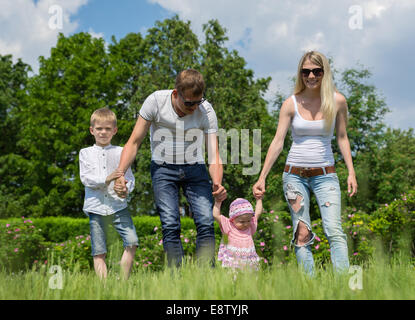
top-left (283, 171), bottom-right (349, 275)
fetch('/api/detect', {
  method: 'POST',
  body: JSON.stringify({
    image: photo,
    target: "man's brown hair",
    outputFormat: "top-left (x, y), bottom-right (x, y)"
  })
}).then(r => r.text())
top-left (175, 69), bottom-right (205, 96)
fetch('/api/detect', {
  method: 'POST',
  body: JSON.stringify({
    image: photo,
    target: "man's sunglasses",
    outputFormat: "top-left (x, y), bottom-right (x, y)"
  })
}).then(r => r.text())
top-left (178, 91), bottom-right (206, 107)
top-left (301, 68), bottom-right (324, 77)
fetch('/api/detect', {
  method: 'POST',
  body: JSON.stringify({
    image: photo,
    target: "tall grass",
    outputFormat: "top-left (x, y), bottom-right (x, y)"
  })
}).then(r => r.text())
top-left (1, 255), bottom-right (414, 300)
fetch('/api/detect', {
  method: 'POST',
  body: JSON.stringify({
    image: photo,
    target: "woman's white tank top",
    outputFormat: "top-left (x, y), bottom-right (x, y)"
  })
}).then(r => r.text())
top-left (286, 94), bottom-right (335, 168)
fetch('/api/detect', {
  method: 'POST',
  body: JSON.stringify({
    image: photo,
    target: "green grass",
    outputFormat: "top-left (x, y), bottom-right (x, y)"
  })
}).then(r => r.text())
top-left (1, 256), bottom-right (414, 300)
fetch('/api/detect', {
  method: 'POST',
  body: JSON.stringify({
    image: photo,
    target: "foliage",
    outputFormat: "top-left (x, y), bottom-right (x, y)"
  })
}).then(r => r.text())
top-left (1, 192), bottom-right (414, 273)
top-left (46, 234), bottom-right (92, 272)
top-left (369, 190), bottom-right (415, 258)
top-left (0, 217), bottom-right (48, 271)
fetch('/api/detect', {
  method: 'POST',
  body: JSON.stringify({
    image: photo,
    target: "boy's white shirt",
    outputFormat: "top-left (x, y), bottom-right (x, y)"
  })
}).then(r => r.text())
top-left (79, 144), bottom-right (135, 216)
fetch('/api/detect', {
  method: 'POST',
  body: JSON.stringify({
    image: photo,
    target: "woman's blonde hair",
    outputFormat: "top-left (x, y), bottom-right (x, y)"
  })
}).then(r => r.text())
top-left (294, 51), bottom-right (337, 131)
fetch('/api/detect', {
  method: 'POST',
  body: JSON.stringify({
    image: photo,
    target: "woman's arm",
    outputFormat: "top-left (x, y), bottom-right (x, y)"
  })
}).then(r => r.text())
top-left (252, 98), bottom-right (293, 199)
top-left (335, 94), bottom-right (358, 197)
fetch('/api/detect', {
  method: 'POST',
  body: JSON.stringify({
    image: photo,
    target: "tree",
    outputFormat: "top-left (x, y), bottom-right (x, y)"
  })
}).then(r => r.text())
top-left (12, 33), bottom-right (122, 217)
top-left (0, 55), bottom-right (31, 218)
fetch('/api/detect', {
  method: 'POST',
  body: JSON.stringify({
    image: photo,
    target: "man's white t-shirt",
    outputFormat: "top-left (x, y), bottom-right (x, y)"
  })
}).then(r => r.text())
top-left (139, 90), bottom-right (218, 164)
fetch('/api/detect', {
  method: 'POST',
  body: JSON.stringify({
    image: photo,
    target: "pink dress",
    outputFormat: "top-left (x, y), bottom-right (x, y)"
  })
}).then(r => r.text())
top-left (217, 215), bottom-right (260, 270)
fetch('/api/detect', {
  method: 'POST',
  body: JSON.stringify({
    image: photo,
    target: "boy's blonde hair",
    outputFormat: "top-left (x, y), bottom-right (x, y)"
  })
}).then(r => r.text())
top-left (90, 108), bottom-right (117, 127)
top-left (294, 51), bottom-right (337, 132)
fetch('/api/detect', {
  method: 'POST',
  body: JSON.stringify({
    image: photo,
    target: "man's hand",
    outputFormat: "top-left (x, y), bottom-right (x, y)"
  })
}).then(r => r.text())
top-left (212, 183), bottom-right (227, 202)
top-left (114, 176), bottom-right (128, 198)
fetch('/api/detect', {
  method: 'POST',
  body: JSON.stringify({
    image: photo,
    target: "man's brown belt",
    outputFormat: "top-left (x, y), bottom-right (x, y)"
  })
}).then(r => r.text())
top-left (284, 165), bottom-right (336, 178)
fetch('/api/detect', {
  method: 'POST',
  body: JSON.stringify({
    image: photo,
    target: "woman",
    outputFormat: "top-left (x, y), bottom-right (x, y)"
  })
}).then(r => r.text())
top-left (253, 51), bottom-right (358, 275)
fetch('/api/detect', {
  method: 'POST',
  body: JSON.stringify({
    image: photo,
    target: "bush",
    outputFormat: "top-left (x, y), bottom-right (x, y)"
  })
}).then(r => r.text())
top-left (0, 216), bottom-right (48, 271)
top-left (46, 234), bottom-right (93, 272)
top-left (369, 190), bottom-right (415, 259)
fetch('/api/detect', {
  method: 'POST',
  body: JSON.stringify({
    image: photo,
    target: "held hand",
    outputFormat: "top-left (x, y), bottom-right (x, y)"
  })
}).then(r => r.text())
top-left (252, 178), bottom-right (265, 199)
top-left (347, 175), bottom-right (358, 197)
top-left (114, 176), bottom-right (128, 198)
top-left (212, 183), bottom-right (227, 202)
top-left (105, 169), bottom-right (124, 185)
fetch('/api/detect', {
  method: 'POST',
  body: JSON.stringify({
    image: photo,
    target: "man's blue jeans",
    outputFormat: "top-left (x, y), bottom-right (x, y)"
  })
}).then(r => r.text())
top-left (283, 171), bottom-right (349, 275)
top-left (150, 161), bottom-right (215, 267)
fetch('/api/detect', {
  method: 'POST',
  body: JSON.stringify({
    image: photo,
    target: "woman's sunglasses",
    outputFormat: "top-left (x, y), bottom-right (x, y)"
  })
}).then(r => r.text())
top-left (178, 91), bottom-right (206, 107)
top-left (301, 68), bottom-right (324, 77)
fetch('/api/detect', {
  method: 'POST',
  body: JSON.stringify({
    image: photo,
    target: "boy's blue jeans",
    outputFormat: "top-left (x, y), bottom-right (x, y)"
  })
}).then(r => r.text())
top-left (282, 171), bottom-right (349, 275)
top-left (150, 161), bottom-right (215, 267)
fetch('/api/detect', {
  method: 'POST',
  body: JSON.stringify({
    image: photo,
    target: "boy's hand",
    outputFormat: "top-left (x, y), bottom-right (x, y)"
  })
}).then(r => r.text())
top-left (114, 176), bottom-right (128, 198)
top-left (105, 169), bottom-right (124, 185)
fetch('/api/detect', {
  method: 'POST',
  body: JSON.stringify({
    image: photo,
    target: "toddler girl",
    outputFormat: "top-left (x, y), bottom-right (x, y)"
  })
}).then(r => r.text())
top-left (213, 197), bottom-right (263, 270)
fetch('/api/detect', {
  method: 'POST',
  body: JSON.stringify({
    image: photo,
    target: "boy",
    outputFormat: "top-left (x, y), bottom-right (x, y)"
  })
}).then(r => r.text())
top-left (79, 107), bottom-right (138, 279)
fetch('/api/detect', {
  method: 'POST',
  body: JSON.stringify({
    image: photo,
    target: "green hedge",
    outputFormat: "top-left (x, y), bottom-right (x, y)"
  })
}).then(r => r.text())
top-left (0, 215), bottom-right (221, 243)
top-left (2, 192), bottom-right (414, 272)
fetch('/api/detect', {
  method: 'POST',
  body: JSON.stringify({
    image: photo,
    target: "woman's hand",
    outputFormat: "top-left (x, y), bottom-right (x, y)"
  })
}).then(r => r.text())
top-left (347, 174), bottom-right (358, 197)
top-left (252, 178), bottom-right (266, 199)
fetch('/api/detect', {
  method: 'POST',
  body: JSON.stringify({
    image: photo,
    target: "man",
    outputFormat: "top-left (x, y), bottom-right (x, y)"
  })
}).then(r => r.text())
top-left (112, 69), bottom-right (227, 267)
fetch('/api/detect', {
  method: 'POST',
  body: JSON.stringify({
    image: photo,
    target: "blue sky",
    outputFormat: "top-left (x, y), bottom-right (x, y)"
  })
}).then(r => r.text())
top-left (72, 0), bottom-right (172, 42)
top-left (1, 0), bottom-right (414, 130)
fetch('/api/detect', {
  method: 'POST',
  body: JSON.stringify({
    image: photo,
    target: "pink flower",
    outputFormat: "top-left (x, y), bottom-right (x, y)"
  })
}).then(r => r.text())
top-left (15, 228), bottom-right (20, 232)
top-left (184, 238), bottom-right (189, 243)
top-left (14, 248), bottom-right (19, 253)
top-left (315, 236), bottom-right (321, 242)
top-left (260, 242), bottom-right (265, 247)
top-left (283, 245), bottom-right (288, 251)
top-left (158, 240), bottom-right (163, 245)
top-left (153, 226), bottom-right (158, 232)
top-left (270, 210), bottom-right (274, 214)
top-left (353, 252), bottom-right (358, 256)
top-left (264, 259), bottom-right (268, 264)
top-left (315, 245), bottom-right (320, 250)
top-left (286, 225), bottom-right (291, 229)
top-left (6, 224), bottom-right (10, 228)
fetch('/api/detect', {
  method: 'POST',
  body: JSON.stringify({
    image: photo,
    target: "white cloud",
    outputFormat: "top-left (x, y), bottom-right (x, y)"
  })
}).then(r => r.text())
top-left (150, 0), bottom-right (415, 130)
top-left (0, 0), bottom-right (88, 72)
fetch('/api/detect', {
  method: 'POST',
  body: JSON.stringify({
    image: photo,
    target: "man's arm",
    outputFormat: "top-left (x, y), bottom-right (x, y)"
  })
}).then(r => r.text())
top-left (206, 133), bottom-right (227, 202)
top-left (113, 116), bottom-right (151, 197)
top-left (118, 116), bottom-right (151, 173)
